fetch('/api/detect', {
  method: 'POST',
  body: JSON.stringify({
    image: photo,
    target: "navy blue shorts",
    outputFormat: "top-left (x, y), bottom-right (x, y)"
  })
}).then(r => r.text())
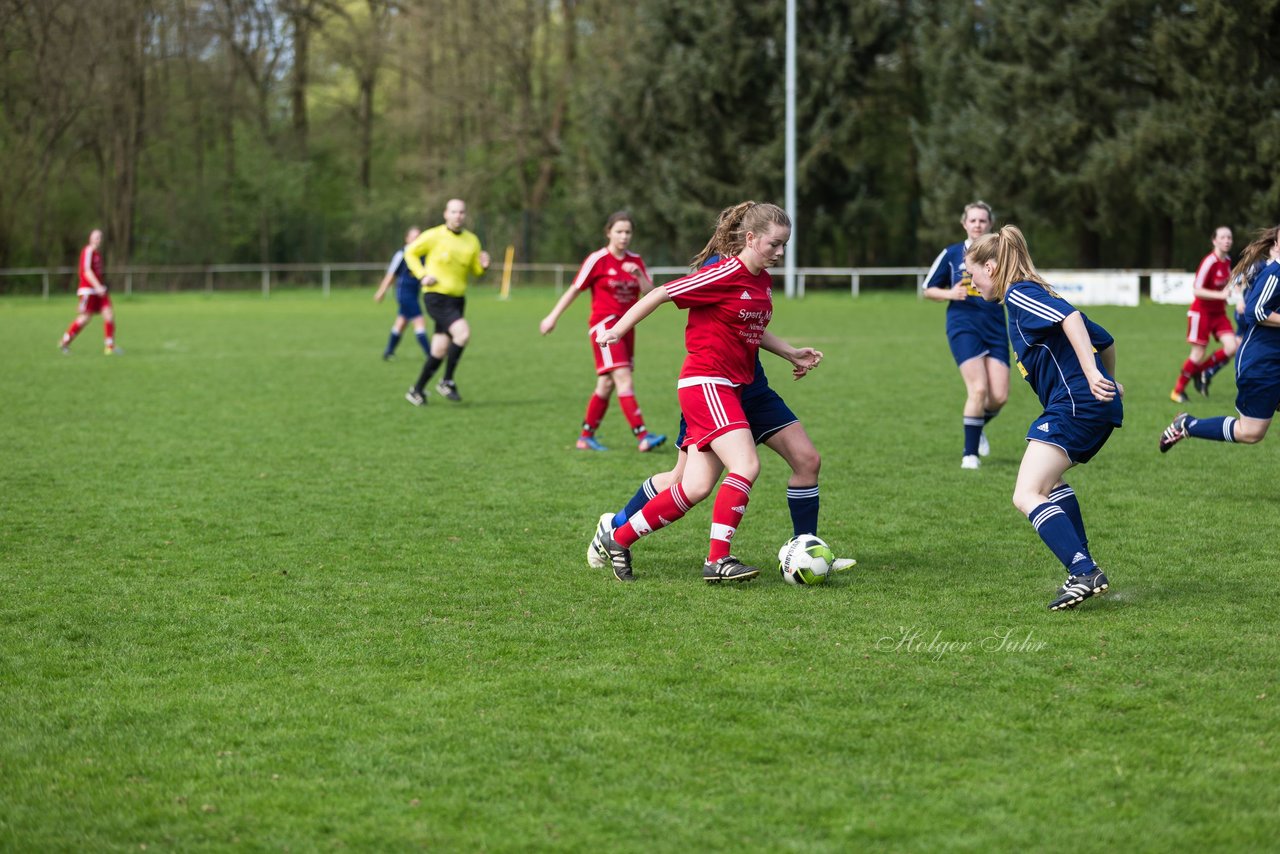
top-left (396, 293), bottom-right (423, 320)
top-left (675, 377), bottom-right (798, 447)
top-left (948, 328), bottom-right (1010, 367)
top-left (423, 293), bottom-right (466, 336)
top-left (1025, 411), bottom-right (1116, 464)
top-left (1235, 372), bottom-right (1280, 419)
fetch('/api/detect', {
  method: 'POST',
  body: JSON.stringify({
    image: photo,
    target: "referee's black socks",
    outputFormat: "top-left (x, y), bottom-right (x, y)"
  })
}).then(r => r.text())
top-left (415, 355), bottom-right (443, 391)
top-left (445, 342), bottom-right (465, 381)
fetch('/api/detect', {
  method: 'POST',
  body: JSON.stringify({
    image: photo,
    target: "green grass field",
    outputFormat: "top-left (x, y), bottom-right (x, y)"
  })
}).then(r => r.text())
top-left (2, 287), bottom-right (1277, 851)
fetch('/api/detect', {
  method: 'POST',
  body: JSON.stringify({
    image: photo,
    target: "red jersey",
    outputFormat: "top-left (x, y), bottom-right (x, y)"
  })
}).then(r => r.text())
top-left (572, 248), bottom-right (648, 326)
top-left (667, 257), bottom-right (773, 386)
top-left (77, 245), bottom-right (105, 295)
top-left (1190, 251), bottom-right (1230, 316)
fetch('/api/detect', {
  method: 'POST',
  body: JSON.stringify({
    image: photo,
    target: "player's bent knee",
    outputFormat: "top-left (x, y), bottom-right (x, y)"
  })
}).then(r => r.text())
top-left (790, 448), bottom-right (821, 481)
top-left (1237, 427), bottom-right (1267, 444)
top-left (682, 482), bottom-right (714, 504)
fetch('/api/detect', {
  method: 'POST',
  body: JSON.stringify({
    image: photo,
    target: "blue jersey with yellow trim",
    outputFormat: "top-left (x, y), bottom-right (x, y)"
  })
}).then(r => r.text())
top-left (1005, 280), bottom-right (1122, 425)
top-left (924, 240), bottom-right (1008, 342)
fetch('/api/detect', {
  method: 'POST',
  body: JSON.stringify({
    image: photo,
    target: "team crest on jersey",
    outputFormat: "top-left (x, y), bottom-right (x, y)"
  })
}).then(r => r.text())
top-left (1037, 422), bottom-right (1051, 433)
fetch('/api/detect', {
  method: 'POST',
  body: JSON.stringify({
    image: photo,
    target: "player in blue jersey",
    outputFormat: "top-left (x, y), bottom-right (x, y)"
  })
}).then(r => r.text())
top-left (373, 226), bottom-right (428, 360)
top-left (966, 226), bottom-right (1123, 611)
top-left (1160, 226), bottom-right (1280, 454)
top-left (922, 201), bottom-right (1010, 470)
top-left (587, 252), bottom-right (856, 578)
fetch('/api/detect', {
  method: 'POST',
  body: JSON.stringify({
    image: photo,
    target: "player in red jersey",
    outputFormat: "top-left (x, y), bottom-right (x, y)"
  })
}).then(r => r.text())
top-left (60, 229), bottom-right (118, 355)
top-left (539, 211), bottom-right (667, 452)
top-left (1171, 226), bottom-right (1235, 402)
top-left (593, 201), bottom-right (819, 584)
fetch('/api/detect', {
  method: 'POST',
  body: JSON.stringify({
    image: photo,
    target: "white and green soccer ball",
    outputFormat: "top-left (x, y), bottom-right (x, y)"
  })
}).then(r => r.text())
top-left (778, 534), bottom-right (835, 586)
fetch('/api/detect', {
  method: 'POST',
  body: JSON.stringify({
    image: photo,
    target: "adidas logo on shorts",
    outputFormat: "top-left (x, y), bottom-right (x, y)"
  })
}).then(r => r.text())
top-left (1037, 422), bottom-right (1051, 433)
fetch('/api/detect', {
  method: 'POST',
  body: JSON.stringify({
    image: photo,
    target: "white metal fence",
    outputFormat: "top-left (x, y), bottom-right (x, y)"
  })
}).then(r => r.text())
top-left (0, 262), bottom-right (929, 298)
top-left (0, 262), bottom-right (1184, 302)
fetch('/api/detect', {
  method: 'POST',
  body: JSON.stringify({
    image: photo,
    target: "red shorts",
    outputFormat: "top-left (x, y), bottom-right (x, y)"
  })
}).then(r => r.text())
top-left (1186, 309), bottom-right (1233, 346)
top-left (589, 318), bottom-right (634, 375)
top-left (677, 380), bottom-right (749, 450)
top-left (77, 292), bottom-right (112, 315)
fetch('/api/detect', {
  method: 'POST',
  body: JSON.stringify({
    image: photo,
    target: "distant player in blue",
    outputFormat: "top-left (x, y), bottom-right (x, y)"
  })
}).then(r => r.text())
top-left (922, 201), bottom-right (1010, 469)
top-left (1161, 226), bottom-right (1280, 454)
top-left (373, 226), bottom-right (428, 360)
top-left (587, 252), bottom-right (855, 577)
top-left (967, 226), bottom-right (1123, 611)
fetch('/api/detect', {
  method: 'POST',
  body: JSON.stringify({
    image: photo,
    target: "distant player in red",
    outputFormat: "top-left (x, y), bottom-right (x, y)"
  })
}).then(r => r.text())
top-left (539, 211), bottom-right (666, 452)
top-left (60, 229), bottom-right (118, 355)
top-left (1171, 226), bottom-right (1235, 402)
top-left (593, 201), bottom-right (820, 584)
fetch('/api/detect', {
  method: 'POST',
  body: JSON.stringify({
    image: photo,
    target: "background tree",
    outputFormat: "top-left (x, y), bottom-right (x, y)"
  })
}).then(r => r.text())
top-left (3, 0), bottom-right (1279, 272)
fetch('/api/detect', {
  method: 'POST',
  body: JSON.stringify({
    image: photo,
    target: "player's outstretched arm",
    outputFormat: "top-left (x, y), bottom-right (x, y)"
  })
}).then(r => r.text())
top-left (597, 286), bottom-right (671, 345)
top-left (540, 285), bottom-right (582, 335)
top-left (373, 271), bottom-right (394, 302)
top-left (760, 330), bottom-right (822, 379)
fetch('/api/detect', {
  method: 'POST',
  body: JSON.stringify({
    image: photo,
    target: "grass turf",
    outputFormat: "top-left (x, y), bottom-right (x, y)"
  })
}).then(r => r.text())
top-left (1, 287), bottom-right (1277, 851)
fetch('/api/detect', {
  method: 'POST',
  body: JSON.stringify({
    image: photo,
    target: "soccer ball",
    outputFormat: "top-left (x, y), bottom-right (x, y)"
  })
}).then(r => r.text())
top-left (778, 534), bottom-right (835, 586)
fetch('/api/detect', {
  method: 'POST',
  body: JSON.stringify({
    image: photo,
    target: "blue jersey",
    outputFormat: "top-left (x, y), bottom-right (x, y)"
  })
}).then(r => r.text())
top-left (1236, 260), bottom-right (1277, 336)
top-left (385, 249), bottom-right (419, 303)
top-left (1238, 260), bottom-right (1280, 355)
top-left (924, 240), bottom-right (1008, 345)
top-left (1005, 280), bottom-right (1122, 425)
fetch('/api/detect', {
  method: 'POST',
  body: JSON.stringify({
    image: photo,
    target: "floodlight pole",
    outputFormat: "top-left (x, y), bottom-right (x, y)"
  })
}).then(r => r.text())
top-left (784, 0), bottom-right (797, 298)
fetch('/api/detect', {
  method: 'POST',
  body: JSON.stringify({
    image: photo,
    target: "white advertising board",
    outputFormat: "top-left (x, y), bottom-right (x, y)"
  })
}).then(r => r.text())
top-left (1150, 271), bottom-right (1194, 304)
top-left (1039, 271), bottom-right (1140, 307)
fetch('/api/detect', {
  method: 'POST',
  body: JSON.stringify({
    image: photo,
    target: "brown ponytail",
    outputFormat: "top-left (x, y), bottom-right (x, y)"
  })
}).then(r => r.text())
top-left (690, 202), bottom-right (791, 270)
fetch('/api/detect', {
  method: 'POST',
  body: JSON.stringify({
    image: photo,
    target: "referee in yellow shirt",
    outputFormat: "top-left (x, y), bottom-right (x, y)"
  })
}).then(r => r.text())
top-left (404, 198), bottom-right (491, 405)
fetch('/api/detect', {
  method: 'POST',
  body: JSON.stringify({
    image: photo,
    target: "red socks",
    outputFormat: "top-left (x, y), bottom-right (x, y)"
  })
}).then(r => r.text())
top-left (708, 473), bottom-right (754, 562)
top-left (581, 393), bottom-right (609, 438)
top-left (618, 394), bottom-right (647, 437)
top-left (63, 318), bottom-right (86, 344)
top-left (1202, 349), bottom-right (1229, 371)
top-left (614, 484), bottom-right (692, 548)
top-left (1174, 357), bottom-right (1200, 393)
top-left (613, 472), bottom-right (756, 562)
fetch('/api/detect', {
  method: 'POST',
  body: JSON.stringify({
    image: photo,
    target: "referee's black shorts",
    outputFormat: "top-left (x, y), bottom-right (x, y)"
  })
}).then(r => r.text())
top-left (423, 293), bottom-right (466, 336)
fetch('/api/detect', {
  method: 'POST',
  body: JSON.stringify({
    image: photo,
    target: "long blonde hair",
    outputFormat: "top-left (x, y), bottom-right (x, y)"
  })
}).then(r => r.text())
top-left (690, 202), bottom-right (791, 270)
top-left (965, 225), bottom-right (1054, 302)
top-left (1229, 225), bottom-right (1280, 293)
